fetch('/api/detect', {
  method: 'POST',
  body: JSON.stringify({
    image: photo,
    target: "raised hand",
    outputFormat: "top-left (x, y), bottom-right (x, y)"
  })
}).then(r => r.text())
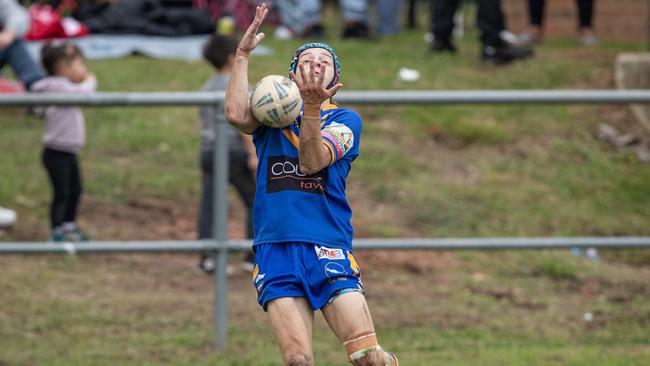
top-left (238, 3), bottom-right (269, 53)
top-left (289, 61), bottom-right (343, 106)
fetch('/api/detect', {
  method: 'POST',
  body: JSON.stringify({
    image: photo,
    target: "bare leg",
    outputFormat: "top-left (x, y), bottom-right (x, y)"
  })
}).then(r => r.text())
top-left (321, 292), bottom-right (397, 365)
top-left (267, 297), bottom-right (315, 366)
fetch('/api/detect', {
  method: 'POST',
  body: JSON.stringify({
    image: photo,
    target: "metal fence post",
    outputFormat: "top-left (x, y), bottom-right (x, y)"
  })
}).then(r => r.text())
top-left (213, 103), bottom-right (229, 350)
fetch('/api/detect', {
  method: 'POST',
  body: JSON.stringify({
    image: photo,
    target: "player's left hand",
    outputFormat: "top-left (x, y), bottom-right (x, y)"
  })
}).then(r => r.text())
top-left (238, 3), bottom-right (269, 53)
top-left (290, 61), bottom-right (343, 107)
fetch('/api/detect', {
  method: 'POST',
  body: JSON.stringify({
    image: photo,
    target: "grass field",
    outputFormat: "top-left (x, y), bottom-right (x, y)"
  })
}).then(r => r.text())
top-left (1, 3), bottom-right (650, 365)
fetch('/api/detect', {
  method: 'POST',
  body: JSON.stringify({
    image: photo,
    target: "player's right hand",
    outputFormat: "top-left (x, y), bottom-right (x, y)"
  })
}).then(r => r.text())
top-left (238, 3), bottom-right (269, 53)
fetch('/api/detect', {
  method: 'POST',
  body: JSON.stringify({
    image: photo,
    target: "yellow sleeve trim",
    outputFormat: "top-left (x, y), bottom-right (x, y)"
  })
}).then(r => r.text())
top-left (323, 140), bottom-right (336, 166)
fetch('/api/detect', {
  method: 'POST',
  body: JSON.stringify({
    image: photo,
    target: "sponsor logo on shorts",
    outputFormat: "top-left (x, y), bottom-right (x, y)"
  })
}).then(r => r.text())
top-left (324, 262), bottom-right (347, 278)
top-left (266, 156), bottom-right (327, 194)
top-left (315, 246), bottom-right (345, 260)
top-left (254, 271), bottom-right (266, 293)
top-left (328, 276), bottom-right (349, 284)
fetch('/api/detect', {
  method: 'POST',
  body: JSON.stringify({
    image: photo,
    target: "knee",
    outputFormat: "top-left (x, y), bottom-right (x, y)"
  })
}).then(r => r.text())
top-left (285, 352), bottom-right (312, 366)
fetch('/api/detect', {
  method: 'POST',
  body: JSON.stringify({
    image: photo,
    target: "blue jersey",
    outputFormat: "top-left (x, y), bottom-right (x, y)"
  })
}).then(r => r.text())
top-left (252, 105), bottom-right (362, 251)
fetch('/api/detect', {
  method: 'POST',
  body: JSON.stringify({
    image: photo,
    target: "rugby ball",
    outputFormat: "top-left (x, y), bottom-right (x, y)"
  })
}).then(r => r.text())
top-left (250, 75), bottom-right (303, 128)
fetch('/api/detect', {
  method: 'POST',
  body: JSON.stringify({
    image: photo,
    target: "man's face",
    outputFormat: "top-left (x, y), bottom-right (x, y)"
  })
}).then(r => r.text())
top-left (296, 48), bottom-right (336, 89)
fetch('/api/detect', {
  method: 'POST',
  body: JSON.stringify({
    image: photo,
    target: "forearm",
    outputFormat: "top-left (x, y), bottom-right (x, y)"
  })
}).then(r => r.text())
top-left (225, 50), bottom-right (258, 134)
top-left (298, 105), bottom-right (330, 174)
top-left (70, 76), bottom-right (97, 93)
top-left (240, 131), bottom-right (256, 157)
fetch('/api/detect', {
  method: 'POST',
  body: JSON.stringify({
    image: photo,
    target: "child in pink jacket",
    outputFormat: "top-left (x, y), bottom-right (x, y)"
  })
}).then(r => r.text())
top-left (31, 43), bottom-right (96, 242)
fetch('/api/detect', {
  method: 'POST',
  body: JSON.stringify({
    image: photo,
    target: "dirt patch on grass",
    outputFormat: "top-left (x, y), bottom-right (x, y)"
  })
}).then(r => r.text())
top-left (79, 195), bottom-right (247, 241)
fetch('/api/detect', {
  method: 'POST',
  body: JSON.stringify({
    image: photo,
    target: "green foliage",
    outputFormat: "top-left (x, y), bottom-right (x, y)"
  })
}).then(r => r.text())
top-left (535, 257), bottom-right (579, 281)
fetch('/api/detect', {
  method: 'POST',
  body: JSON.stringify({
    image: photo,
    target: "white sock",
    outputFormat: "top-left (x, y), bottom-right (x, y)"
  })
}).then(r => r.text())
top-left (63, 222), bottom-right (77, 232)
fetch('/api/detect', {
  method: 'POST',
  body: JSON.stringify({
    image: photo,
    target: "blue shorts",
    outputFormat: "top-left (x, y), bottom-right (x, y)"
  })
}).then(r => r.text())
top-left (252, 242), bottom-right (364, 311)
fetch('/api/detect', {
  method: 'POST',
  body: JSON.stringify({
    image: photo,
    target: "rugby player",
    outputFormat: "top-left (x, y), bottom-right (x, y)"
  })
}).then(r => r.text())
top-left (225, 4), bottom-right (398, 366)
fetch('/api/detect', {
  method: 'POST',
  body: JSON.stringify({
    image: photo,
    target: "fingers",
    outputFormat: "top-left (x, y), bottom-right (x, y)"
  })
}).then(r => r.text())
top-left (326, 83), bottom-right (344, 98)
top-left (298, 62), bottom-right (307, 85)
top-left (247, 3), bottom-right (268, 37)
top-left (241, 4), bottom-right (268, 50)
top-left (289, 71), bottom-right (303, 88)
top-left (316, 64), bottom-right (325, 88)
top-left (308, 60), bottom-right (316, 85)
top-left (254, 4), bottom-right (269, 29)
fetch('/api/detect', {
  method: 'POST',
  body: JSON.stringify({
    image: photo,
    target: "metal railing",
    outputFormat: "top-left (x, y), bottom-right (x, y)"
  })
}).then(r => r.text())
top-left (2, 90), bottom-right (650, 351)
top-left (2, 237), bottom-right (650, 254)
top-left (3, 90), bottom-right (650, 107)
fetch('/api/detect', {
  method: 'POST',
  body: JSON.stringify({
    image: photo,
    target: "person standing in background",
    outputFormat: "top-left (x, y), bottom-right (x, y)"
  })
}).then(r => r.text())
top-left (197, 34), bottom-right (257, 274)
top-left (300, 0), bottom-right (371, 39)
top-left (524, 0), bottom-right (598, 45)
top-left (0, 0), bottom-right (45, 89)
top-left (32, 43), bottom-right (96, 242)
top-left (430, 0), bottom-right (533, 64)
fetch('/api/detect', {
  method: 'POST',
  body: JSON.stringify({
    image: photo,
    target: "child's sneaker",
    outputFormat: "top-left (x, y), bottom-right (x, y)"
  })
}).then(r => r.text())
top-left (64, 227), bottom-right (90, 242)
top-left (62, 223), bottom-right (89, 242)
top-left (48, 227), bottom-right (65, 242)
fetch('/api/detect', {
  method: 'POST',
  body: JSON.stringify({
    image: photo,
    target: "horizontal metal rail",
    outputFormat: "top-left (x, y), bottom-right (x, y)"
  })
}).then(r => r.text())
top-left (1, 90), bottom-right (650, 106)
top-left (1, 237), bottom-right (649, 255)
top-left (2, 90), bottom-right (648, 351)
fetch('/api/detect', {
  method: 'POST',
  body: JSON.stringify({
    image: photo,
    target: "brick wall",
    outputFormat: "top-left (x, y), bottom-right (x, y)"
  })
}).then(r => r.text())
top-left (501, 0), bottom-right (648, 42)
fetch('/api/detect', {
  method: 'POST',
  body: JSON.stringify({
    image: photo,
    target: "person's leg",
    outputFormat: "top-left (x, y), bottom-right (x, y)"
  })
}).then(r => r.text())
top-left (229, 150), bottom-right (256, 266)
top-left (431, 0), bottom-right (459, 42)
top-left (341, 0), bottom-right (370, 38)
top-left (276, 0), bottom-right (303, 35)
top-left (229, 150), bottom-right (255, 239)
top-left (42, 149), bottom-right (71, 231)
top-left (476, 0), bottom-right (505, 47)
top-left (576, 0), bottom-right (594, 29)
top-left (525, 0), bottom-right (545, 42)
top-left (576, 0), bottom-right (597, 45)
top-left (478, 0), bottom-right (533, 63)
top-left (63, 154), bottom-right (82, 224)
top-left (299, 0), bottom-right (323, 37)
top-left (3, 40), bottom-right (45, 89)
top-left (267, 297), bottom-right (315, 366)
top-left (197, 149), bottom-right (218, 273)
top-left (528, 0), bottom-right (545, 26)
top-left (198, 149), bottom-right (214, 240)
top-left (341, 0), bottom-right (368, 23)
top-left (322, 292), bottom-right (398, 365)
top-left (376, 0), bottom-right (401, 35)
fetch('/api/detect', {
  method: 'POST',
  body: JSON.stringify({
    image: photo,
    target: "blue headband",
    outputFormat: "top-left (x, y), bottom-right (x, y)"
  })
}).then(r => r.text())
top-left (289, 42), bottom-right (341, 88)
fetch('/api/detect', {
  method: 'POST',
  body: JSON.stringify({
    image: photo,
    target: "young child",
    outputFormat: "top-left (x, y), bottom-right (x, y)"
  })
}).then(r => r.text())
top-left (197, 34), bottom-right (257, 273)
top-left (31, 43), bottom-right (96, 242)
